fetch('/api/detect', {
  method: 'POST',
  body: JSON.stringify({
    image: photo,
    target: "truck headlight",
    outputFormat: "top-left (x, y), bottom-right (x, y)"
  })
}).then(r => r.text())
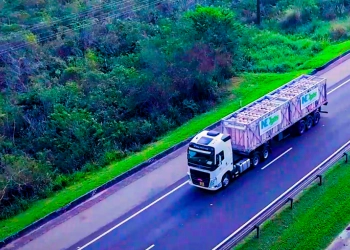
top-left (209, 177), bottom-right (217, 187)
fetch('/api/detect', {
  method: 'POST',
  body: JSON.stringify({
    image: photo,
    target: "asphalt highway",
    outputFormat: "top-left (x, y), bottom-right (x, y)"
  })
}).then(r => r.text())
top-left (67, 75), bottom-right (350, 250)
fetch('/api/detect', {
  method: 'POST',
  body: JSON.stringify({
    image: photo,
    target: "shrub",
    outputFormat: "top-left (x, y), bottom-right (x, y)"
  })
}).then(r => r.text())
top-left (0, 154), bottom-right (53, 209)
top-left (59, 67), bottom-right (83, 84)
top-left (330, 23), bottom-right (349, 41)
top-left (99, 150), bottom-right (127, 167)
top-left (241, 9), bottom-right (257, 24)
top-left (279, 8), bottom-right (303, 30)
top-left (52, 174), bottom-right (70, 192)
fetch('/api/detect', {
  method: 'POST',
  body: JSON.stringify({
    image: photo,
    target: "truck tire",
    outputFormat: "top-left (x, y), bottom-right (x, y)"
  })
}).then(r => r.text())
top-left (306, 115), bottom-right (313, 130)
top-left (296, 120), bottom-right (306, 135)
top-left (221, 173), bottom-right (231, 189)
top-left (251, 152), bottom-right (260, 167)
top-left (313, 111), bottom-right (320, 125)
top-left (261, 147), bottom-right (269, 161)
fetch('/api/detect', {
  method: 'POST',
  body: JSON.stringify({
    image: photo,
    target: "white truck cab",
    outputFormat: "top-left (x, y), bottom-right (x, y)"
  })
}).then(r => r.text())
top-left (187, 130), bottom-right (241, 190)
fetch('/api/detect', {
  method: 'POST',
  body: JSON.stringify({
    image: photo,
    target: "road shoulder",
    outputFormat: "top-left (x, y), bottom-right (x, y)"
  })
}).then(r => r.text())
top-left (326, 224), bottom-right (350, 250)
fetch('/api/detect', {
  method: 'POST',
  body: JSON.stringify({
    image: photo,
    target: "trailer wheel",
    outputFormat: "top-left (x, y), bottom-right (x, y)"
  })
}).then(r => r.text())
top-left (221, 173), bottom-right (231, 189)
top-left (251, 152), bottom-right (260, 167)
top-left (313, 111), bottom-right (320, 126)
top-left (261, 147), bottom-right (269, 161)
top-left (296, 120), bottom-right (306, 135)
top-left (306, 115), bottom-right (313, 130)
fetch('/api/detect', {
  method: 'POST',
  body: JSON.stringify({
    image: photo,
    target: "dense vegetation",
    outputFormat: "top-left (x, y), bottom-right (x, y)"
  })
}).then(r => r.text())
top-left (1, 0), bottom-right (350, 234)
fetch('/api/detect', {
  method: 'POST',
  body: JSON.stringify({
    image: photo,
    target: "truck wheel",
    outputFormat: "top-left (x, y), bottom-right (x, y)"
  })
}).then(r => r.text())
top-left (306, 115), bottom-right (313, 130)
top-left (261, 147), bottom-right (269, 161)
top-left (296, 120), bottom-right (306, 135)
top-left (221, 173), bottom-right (231, 189)
top-left (251, 152), bottom-right (260, 167)
top-left (313, 111), bottom-right (320, 125)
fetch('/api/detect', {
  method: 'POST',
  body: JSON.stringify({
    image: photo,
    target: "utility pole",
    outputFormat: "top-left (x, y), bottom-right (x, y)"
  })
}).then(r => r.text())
top-left (256, 0), bottom-right (261, 25)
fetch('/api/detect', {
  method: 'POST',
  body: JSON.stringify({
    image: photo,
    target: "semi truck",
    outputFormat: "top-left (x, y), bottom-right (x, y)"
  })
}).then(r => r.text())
top-left (187, 74), bottom-right (328, 190)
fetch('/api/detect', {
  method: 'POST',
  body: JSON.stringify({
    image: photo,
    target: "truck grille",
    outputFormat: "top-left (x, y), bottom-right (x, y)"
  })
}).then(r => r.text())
top-left (190, 169), bottom-right (210, 187)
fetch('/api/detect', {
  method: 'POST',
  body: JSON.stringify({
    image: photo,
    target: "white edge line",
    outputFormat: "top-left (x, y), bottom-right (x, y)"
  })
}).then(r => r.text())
top-left (328, 78), bottom-right (350, 94)
top-left (145, 244), bottom-right (155, 250)
top-left (78, 181), bottom-right (188, 249)
top-left (212, 139), bottom-right (350, 250)
top-left (79, 77), bottom-right (350, 250)
top-left (261, 148), bottom-right (293, 170)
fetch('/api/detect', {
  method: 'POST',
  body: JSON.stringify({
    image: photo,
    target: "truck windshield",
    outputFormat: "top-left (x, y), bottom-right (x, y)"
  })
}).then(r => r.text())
top-left (188, 148), bottom-right (214, 168)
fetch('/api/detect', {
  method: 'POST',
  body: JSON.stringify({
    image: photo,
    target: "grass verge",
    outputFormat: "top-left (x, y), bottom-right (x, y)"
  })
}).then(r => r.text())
top-left (0, 41), bottom-right (349, 241)
top-left (234, 154), bottom-right (350, 250)
top-left (299, 40), bottom-right (350, 70)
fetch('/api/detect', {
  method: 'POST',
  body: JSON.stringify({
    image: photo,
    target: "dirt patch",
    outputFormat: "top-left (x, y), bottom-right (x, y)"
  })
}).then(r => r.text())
top-left (226, 76), bottom-right (244, 100)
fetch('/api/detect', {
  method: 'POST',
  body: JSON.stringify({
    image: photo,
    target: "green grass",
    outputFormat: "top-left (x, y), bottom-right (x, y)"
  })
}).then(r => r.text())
top-left (299, 40), bottom-right (350, 70)
top-left (234, 156), bottom-right (350, 250)
top-left (243, 30), bottom-right (329, 72)
top-left (0, 41), bottom-right (349, 241)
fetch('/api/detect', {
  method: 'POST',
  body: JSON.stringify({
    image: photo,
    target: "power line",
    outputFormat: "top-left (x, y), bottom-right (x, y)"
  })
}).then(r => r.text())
top-left (1, 0), bottom-right (211, 56)
top-left (2, 0), bottom-right (147, 46)
top-left (0, 0), bottom-right (181, 55)
top-left (6, 0), bottom-right (136, 36)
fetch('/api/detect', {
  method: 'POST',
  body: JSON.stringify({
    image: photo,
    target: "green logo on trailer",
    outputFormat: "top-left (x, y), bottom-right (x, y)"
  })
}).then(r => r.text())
top-left (259, 110), bottom-right (282, 135)
top-left (309, 92), bottom-right (317, 101)
top-left (261, 115), bottom-right (279, 130)
top-left (301, 88), bottom-right (319, 109)
top-left (269, 115), bottom-right (279, 126)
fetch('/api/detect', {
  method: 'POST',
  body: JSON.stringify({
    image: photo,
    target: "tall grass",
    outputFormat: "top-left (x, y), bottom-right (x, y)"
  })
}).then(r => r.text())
top-left (299, 40), bottom-right (350, 69)
top-left (241, 29), bottom-right (328, 72)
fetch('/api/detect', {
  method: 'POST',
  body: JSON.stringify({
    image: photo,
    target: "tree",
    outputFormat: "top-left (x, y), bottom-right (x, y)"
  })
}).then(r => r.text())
top-left (184, 6), bottom-right (243, 80)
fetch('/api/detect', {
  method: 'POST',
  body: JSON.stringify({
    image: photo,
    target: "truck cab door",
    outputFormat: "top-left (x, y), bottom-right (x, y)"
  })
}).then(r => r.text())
top-left (216, 154), bottom-right (222, 168)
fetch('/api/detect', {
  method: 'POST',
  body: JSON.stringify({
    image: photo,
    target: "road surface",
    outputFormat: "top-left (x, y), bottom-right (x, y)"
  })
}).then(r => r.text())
top-left (5, 55), bottom-right (350, 250)
top-left (326, 223), bottom-right (350, 250)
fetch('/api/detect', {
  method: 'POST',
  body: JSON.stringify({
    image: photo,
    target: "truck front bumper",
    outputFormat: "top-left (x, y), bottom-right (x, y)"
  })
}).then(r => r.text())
top-left (188, 179), bottom-right (222, 191)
